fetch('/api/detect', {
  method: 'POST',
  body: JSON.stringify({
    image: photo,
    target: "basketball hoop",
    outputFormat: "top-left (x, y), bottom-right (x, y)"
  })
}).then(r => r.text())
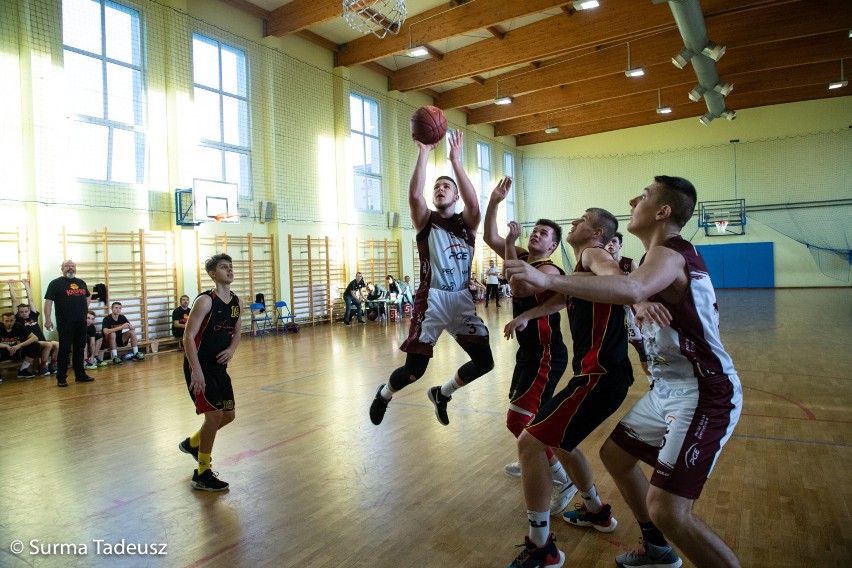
top-left (343, 0), bottom-right (407, 39)
top-left (213, 213), bottom-right (240, 223)
top-left (714, 220), bottom-right (729, 234)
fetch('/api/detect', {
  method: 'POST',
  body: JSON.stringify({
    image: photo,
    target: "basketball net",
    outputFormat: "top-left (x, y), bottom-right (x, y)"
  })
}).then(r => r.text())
top-left (714, 220), bottom-right (729, 234)
top-left (342, 0), bottom-right (407, 39)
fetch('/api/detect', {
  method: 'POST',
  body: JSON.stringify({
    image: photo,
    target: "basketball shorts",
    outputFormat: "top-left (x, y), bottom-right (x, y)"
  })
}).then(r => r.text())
top-left (401, 288), bottom-right (488, 357)
top-left (609, 374), bottom-right (742, 500)
top-left (525, 366), bottom-right (632, 452)
top-left (113, 331), bottom-right (131, 346)
top-left (509, 345), bottom-right (568, 415)
top-left (183, 358), bottom-right (235, 414)
top-left (0, 343), bottom-right (41, 362)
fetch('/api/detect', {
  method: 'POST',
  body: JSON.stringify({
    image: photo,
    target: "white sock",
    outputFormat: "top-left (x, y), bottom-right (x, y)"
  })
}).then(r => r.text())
top-left (581, 484), bottom-right (603, 512)
top-left (132, 347), bottom-right (138, 354)
top-left (550, 460), bottom-right (569, 485)
top-left (526, 510), bottom-right (550, 546)
top-left (111, 349), bottom-right (118, 358)
top-left (380, 385), bottom-right (393, 401)
top-left (440, 376), bottom-right (463, 398)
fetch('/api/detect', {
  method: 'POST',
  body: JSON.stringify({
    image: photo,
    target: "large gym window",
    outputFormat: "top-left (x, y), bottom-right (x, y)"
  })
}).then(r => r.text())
top-left (477, 141), bottom-right (492, 218)
top-left (504, 151), bottom-right (515, 222)
top-left (192, 34), bottom-right (252, 200)
top-left (349, 93), bottom-right (382, 212)
top-left (62, 0), bottom-right (144, 184)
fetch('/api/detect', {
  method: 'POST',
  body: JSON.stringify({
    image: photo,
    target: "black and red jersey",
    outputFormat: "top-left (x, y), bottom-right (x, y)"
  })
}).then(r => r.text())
top-left (193, 290), bottom-right (240, 366)
top-left (512, 252), bottom-right (566, 353)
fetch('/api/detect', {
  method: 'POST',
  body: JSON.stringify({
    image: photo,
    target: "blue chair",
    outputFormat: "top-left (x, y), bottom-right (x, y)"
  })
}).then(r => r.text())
top-left (250, 302), bottom-right (274, 336)
top-left (274, 300), bottom-right (296, 333)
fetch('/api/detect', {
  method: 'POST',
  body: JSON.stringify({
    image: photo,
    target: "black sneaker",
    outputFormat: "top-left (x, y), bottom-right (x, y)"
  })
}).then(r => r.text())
top-left (57, 380), bottom-right (68, 388)
top-left (369, 384), bottom-right (391, 425)
top-left (74, 376), bottom-right (95, 383)
top-left (179, 438), bottom-right (199, 461)
top-left (17, 368), bottom-right (37, 378)
top-left (358, 319), bottom-right (366, 324)
top-left (191, 469), bottom-right (229, 492)
top-left (427, 386), bottom-right (452, 426)
top-left (508, 534), bottom-right (565, 568)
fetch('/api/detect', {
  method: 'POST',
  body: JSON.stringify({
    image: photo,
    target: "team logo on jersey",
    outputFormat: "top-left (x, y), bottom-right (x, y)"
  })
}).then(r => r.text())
top-left (684, 443), bottom-right (700, 468)
top-left (443, 243), bottom-right (468, 260)
top-left (65, 283), bottom-right (87, 296)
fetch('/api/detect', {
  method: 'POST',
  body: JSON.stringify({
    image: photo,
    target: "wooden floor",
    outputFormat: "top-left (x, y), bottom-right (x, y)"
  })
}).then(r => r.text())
top-left (1, 288), bottom-right (851, 567)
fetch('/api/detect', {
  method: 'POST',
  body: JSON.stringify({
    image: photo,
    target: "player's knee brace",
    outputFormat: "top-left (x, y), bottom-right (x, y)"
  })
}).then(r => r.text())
top-left (457, 343), bottom-right (494, 383)
top-left (388, 353), bottom-right (430, 391)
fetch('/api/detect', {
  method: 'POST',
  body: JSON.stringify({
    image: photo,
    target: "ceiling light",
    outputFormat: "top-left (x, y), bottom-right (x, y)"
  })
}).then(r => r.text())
top-left (713, 81), bottom-right (733, 96)
top-left (699, 112), bottom-right (715, 126)
top-left (672, 47), bottom-right (695, 69)
top-left (495, 96), bottom-right (513, 105)
top-left (688, 84), bottom-right (706, 102)
top-left (407, 46), bottom-right (428, 57)
top-left (721, 110), bottom-right (737, 121)
top-left (571, 0), bottom-right (599, 9)
top-left (544, 127), bottom-right (560, 134)
top-left (624, 42), bottom-right (644, 78)
top-left (701, 41), bottom-right (726, 62)
top-left (829, 60), bottom-right (848, 90)
top-left (656, 89), bottom-right (672, 114)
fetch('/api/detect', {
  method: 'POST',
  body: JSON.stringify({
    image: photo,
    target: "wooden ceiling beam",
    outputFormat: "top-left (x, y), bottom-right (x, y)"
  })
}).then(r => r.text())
top-left (268, 0), bottom-right (341, 36)
top-left (469, 32), bottom-right (852, 126)
top-left (336, 0), bottom-right (575, 67)
top-left (219, 0), bottom-right (270, 21)
top-left (436, 0), bottom-right (852, 109)
top-left (516, 83), bottom-right (850, 145)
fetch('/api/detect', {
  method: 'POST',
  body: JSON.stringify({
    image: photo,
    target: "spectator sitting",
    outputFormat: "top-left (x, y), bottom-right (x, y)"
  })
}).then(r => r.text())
top-left (399, 275), bottom-right (415, 309)
top-left (386, 275), bottom-right (402, 313)
top-left (365, 282), bottom-right (387, 319)
top-left (102, 302), bottom-right (145, 364)
top-left (0, 311), bottom-right (42, 380)
top-left (84, 310), bottom-right (107, 369)
top-left (498, 274), bottom-right (512, 298)
top-left (9, 279), bottom-right (59, 375)
top-left (172, 295), bottom-right (191, 350)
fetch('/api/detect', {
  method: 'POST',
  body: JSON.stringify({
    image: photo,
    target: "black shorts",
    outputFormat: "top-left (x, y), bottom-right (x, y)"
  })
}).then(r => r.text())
top-left (526, 366), bottom-right (633, 451)
top-left (183, 357), bottom-right (235, 414)
top-left (0, 343), bottom-right (41, 362)
top-left (173, 329), bottom-right (184, 339)
top-left (509, 345), bottom-right (568, 415)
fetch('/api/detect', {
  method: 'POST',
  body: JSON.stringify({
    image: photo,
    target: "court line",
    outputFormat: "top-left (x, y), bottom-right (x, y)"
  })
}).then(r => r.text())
top-left (731, 433), bottom-right (852, 448)
top-left (743, 386), bottom-right (816, 419)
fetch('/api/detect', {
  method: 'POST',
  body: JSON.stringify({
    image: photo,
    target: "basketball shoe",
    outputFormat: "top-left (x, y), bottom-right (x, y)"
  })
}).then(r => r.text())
top-left (505, 462), bottom-right (522, 477)
top-left (562, 503), bottom-right (618, 533)
top-left (178, 438), bottom-right (199, 461)
top-left (550, 480), bottom-right (577, 515)
top-left (615, 540), bottom-right (682, 568)
top-left (369, 384), bottom-right (390, 425)
top-left (507, 534), bottom-right (565, 568)
top-left (191, 469), bottom-right (229, 492)
top-left (427, 386), bottom-right (451, 426)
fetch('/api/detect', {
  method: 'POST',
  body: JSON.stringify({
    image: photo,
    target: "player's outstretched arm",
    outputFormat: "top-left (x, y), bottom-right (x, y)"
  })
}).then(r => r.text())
top-left (483, 177), bottom-right (512, 257)
top-left (447, 131), bottom-right (480, 230)
top-left (503, 291), bottom-right (565, 339)
top-left (409, 140), bottom-right (436, 232)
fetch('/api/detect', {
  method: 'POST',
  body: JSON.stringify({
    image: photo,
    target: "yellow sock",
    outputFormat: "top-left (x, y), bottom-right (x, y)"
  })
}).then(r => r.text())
top-left (198, 452), bottom-right (211, 474)
top-left (189, 431), bottom-right (201, 449)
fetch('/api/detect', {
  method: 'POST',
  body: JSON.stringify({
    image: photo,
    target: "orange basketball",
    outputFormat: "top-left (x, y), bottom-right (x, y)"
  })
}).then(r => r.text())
top-left (410, 106), bottom-right (448, 145)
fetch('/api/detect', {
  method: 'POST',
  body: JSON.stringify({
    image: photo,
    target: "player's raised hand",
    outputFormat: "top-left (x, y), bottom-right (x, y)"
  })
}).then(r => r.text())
top-left (489, 177), bottom-right (512, 203)
top-left (447, 130), bottom-right (463, 162)
top-left (506, 221), bottom-right (521, 245)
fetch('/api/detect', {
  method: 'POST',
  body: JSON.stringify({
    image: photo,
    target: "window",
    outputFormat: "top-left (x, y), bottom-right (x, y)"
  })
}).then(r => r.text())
top-left (62, 0), bottom-right (144, 184)
top-left (504, 151), bottom-right (515, 222)
top-left (192, 34), bottom-right (251, 199)
top-left (477, 141), bottom-right (491, 218)
top-left (349, 94), bottom-right (382, 212)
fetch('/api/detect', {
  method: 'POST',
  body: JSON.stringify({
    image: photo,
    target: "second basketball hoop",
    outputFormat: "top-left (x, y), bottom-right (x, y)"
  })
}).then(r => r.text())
top-left (343, 0), bottom-right (407, 39)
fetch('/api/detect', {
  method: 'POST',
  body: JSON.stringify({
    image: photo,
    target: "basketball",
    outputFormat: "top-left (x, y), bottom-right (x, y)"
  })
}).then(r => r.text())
top-left (367, 309), bottom-right (378, 321)
top-left (410, 106), bottom-right (448, 145)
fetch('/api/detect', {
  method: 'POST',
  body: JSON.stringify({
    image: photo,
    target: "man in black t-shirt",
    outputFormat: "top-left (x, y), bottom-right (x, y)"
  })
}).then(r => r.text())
top-left (342, 272), bottom-right (366, 325)
top-left (103, 302), bottom-right (145, 365)
top-left (84, 310), bottom-right (106, 368)
top-left (172, 295), bottom-right (191, 350)
top-left (43, 260), bottom-right (94, 387)
top-left (0, 312), bottom-right (42, 380)
top-left (9, 279), bottom-right (59, 375)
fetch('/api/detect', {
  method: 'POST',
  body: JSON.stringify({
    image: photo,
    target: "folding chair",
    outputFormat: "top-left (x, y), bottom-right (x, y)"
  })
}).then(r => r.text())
top-left (250, 302), bottom-right (274, 336)
top-left (274, 300), bottom-right (296, 333)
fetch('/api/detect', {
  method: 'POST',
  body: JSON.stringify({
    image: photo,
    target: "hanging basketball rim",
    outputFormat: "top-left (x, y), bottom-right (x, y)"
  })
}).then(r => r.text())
top-left (714, 220), bottom-right (729, 234)
top-left (343, 0), bottom-right (407, 39)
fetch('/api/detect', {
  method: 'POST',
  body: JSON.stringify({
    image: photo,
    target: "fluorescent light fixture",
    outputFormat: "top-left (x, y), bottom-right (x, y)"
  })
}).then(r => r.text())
top-left (672, 47), bottom-right (695, 69)
top-left (829, 80), bottom-right (848, 89)
top-left (713, 81), bottom-right (733, 96)
top-left (721, 110), bottom-right (737, 121)
top-left (848, 29), bottom-right (851, 38)
top-left (688, 85), bottom-right (706, 102)
top-left (494, 96), bottom-right (513, 105)
top-left (656, 89), bottom-right (671, 114)
top-left (625, 67), bottom-right (645, 77)
top-left (544, 127), bottom-right (560, 134)
top-left (407, 46), bottom-right (428, 57)
top-left (699, 112), bottom-right (715, 126)
top-left (701, 42), bottom-right (726, 61)
top-left (572, 0), bottom-right (599, 9)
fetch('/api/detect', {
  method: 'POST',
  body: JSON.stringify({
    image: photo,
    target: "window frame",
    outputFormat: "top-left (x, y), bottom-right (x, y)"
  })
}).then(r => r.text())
top-left (349, 92), bottom-right (383, 213)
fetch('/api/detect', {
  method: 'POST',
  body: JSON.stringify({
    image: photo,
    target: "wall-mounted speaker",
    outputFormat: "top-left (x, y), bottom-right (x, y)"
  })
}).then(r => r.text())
top-left (387, 211), bottom-right (400, 229)
top-left (259, 201), bottom-right (275, 223)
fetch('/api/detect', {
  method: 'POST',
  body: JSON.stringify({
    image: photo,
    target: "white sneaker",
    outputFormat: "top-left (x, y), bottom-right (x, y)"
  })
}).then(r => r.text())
top-left (550, 479), bottom-right (578, 515)
top-left (504, 462), bottom-right (521, 477)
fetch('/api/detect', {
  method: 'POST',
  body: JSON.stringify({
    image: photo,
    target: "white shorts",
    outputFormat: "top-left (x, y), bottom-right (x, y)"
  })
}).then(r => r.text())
top-left (400, 288), bottom-right (489, 357)
top-left (609, 374), bottom-right (742, 499)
